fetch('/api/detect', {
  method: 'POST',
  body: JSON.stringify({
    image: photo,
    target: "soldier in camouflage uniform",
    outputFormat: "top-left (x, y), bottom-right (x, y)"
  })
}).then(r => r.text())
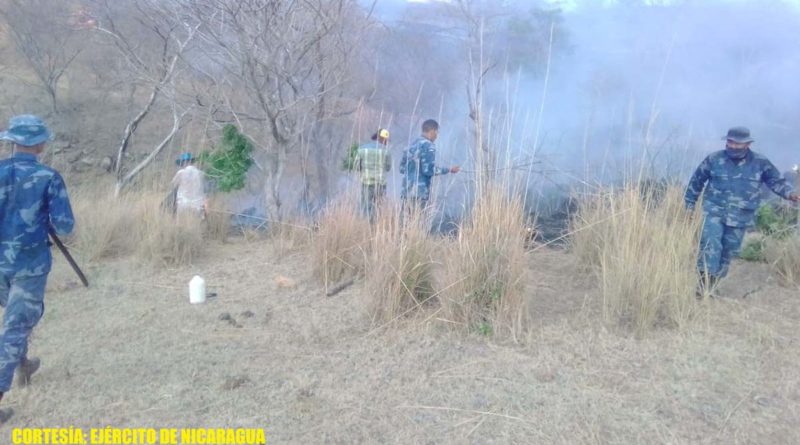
top-left (354, 129), bottom-right (392, 222)
top-left (400, 120), bottom-right (460, 215)
top-left (684, 127), bottom-right (799, 295)
top-left (0, 115), bottom-right (75, 420)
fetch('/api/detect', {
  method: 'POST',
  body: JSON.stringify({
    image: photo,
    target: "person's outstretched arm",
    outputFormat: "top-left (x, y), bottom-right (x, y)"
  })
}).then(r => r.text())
top-left (762, 160), bottom-right (800, 202)
top-left (419, 141), bottom-right (450, 177)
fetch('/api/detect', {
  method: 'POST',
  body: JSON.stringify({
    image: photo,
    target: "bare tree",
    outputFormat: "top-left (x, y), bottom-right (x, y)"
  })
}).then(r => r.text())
top-left (116, 104), bottom-right (191, 191)
top-left (88, 0), bottom-right (200, 194)
top-left (461, 2), bottom-right (495, 184)
top-left (189, 0), bottom-right (370, 219)
top-left (444, 0), bottom-right (564, 185)
top-left (0, 0), bottom-right (85, 113)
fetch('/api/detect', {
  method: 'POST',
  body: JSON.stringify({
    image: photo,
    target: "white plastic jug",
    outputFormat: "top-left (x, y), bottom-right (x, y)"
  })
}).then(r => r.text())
top-left (189, 275), bottom-right (206, 304)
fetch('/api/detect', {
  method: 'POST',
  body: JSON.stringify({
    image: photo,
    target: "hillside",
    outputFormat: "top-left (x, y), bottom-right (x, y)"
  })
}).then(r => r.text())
top-left (6, 236), bottom-right (798, 444)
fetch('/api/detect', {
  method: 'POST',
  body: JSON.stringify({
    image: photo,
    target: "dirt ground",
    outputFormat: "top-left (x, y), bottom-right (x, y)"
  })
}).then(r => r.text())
top-left (5, 237), bottom-right (800, 444)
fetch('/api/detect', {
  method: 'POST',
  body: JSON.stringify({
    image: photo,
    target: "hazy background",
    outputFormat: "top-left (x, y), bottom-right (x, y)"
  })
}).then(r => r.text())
top-left (1, 0), bottom-right (798, 219)
top-left (371, 0), bottom-right (800, 172)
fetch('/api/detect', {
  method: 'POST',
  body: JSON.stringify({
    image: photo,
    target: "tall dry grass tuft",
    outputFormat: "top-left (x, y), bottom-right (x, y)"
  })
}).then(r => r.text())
top-left (205, 195), bottom-right (231, 243)
top-left (71, 187), bottom-right (207, 267)
top-left (571, 184), bottom-right (702, 335)
top-left (71, 189), bottom-right (140, 260)
top-left (365, 206), bottom-right (437, 324)
top-left (765, 236), bottom-right (800, 286)
top-left (440, 185), bottom-right (529, 339)
top-left (135, 206), bottom-right (205, 266)
top-left (311, 199), bottom-right (371, 288)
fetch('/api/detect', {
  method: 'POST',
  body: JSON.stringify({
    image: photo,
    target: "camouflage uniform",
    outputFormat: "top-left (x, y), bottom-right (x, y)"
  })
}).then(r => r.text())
top-left (354, 141), bottom-right (391, 222)
top-left (685, 149), bottom-right (793, 278)
top-left (0, 152), bottom-right (74, 392)
top-left (400, 136), bottom-right (451, 211)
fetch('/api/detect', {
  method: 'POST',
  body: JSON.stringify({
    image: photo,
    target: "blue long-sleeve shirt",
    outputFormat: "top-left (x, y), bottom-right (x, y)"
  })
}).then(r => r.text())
top-left (1, 152), bottom-right (74, 278)
top-left (400, 136), bottom-right (450, 201)
top-left (684, 149), bottom-right (793, 227)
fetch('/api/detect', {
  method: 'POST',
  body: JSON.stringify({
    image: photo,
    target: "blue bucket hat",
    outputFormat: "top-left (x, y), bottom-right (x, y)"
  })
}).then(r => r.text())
top-left (175, 152), bottom-right (195, 165)
top-left (0, 115), bottom-right (51, 147)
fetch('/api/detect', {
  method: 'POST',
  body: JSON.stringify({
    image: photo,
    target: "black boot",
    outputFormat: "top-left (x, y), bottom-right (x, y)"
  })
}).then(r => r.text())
top-left (16, 357), bottom-right (40, 388)
top-left (0, 392), bottom-right (13, 424)
top-left (697, 273), bottom-right (720, 298)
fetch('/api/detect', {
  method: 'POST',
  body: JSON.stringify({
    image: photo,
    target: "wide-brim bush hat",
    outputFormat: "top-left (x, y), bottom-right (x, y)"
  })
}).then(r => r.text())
top-left (0, 114), bottom-right (51, 146)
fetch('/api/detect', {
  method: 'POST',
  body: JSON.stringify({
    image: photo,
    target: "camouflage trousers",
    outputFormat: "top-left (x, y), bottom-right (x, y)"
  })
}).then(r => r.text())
top-left (360, 184), bottom-right (387, 223)
top-left (399, 197), bottom-right (430, 228)
top-left (0, 274), bottom-right (47, 392)
top-left (697, 215), bottom-right (747, 278)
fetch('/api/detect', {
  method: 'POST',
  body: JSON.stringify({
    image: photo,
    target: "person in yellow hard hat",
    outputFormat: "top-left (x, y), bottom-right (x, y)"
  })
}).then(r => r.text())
top-left (354, 129), bottom-right (392, 222)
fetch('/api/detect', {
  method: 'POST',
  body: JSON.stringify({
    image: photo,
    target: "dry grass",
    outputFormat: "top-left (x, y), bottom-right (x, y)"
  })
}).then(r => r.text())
top-left (270, 219), bottom-right (314, 257)
top-left (765, 236), bottom-right (800, 286)
top-left (439, 185), bottom-right (529, 339)
top-left (135, 206), bottom-right (205, 267)
top-left (70, 187), bottom-right (207, 267)
top-left (571, 184), bottom-right (703, 335)
top-left (311, 199), bottom-right (371, 288)
top-left (29, 224), bottom-right (800, 444)
top-left (365, 205), bottom-right (437, 324)
top-left (70, 188), bottom-right (141, 260)
top-left (205, 195), bottom-right (231, 243)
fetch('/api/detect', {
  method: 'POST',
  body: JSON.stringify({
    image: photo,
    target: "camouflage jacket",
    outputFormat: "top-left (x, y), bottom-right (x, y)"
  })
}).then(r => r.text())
top-left (354, 141), bottom-right (392, 186)
top-left (1, 153), bottom-right (75, 277)
top-left (400, 136), bottom-right (450, 201)
top-left (684, 149), bottom-right (794, 227)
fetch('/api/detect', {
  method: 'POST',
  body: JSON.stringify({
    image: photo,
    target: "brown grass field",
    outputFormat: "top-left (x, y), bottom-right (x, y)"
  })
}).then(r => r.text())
top-left (4, 196), bottom-right (800, 444)
top-left (3, 4), bottom-right (800, 443)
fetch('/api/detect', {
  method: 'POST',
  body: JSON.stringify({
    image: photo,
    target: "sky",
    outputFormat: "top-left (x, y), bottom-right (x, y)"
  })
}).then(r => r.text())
top-left (554, 0), bottom-right (800, 10)
top-left (405, 0), bottom-right (800, 10)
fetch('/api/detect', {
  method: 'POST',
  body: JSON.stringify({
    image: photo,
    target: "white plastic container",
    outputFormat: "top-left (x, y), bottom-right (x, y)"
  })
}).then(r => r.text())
top-left (189, 275), bottom-right (206, 304)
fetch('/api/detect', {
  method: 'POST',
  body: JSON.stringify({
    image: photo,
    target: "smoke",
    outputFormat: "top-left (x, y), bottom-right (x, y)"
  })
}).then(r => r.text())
top-left (240, 0), bottom-right (800, 222)
top-left (552, 0), bottom-right (800, 174)
top-left (370, 0), bottom-right (800, 186)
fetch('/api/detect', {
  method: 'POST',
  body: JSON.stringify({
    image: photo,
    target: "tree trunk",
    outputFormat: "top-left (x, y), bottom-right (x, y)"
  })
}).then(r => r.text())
top-left (264, 148), bottom-right (286, 222)
top-left (297, 142), bottom-right (313, 216)
top-left (796, 170), bottom-right (800, 236)
top-left (115, 108), bottom-right (187, 195)
top-left (47, 84), bottom-right (59, 114)
top-left (114, 85), bottom-right (159, 182)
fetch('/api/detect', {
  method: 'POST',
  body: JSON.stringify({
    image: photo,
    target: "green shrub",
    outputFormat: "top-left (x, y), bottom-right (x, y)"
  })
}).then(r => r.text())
top-left (755, 204), bottom-right (792, 239)
top-left (200, 125), bottom-right (254, 192)
top-left (341, 142), bottom-right (359, 171)
top-left (740, 237), bottom-right (766, 262)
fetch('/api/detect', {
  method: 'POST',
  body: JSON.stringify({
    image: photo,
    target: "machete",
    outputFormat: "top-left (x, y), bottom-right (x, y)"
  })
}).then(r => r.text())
top-left (48, 229), bottom-right (89, 287)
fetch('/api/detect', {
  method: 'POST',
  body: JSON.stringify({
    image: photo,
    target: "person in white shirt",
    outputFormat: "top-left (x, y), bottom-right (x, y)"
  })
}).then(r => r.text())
top-left (170, 152), bottom-right (207, 218)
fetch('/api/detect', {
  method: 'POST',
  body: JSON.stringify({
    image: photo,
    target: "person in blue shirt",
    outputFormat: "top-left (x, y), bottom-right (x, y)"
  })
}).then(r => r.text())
top-left (400, 119), bottom-right (460, 214)
top-left (0, 115), bottom-right (74, 421)
top-left (685, 127), bottom-right (799, 295)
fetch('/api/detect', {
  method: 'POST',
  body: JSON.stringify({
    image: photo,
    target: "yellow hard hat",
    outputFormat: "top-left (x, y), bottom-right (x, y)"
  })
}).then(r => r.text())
top-left (378, 129), bottom-right (390, 139)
